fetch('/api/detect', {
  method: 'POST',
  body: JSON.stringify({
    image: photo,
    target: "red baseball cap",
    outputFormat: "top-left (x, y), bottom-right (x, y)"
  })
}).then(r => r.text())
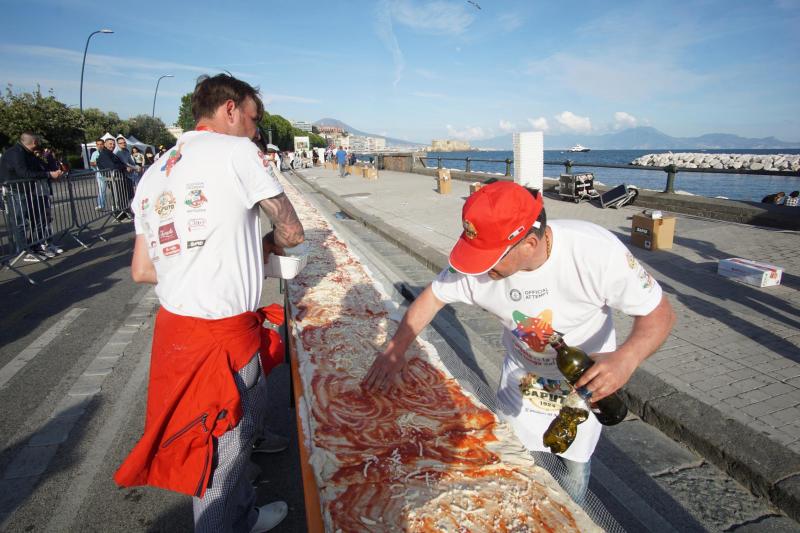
top-left (449, 181), bottom-right (543, 275)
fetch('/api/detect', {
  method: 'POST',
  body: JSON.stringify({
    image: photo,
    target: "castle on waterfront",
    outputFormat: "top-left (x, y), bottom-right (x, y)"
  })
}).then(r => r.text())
top-left (430, 139), bottom-right (471, 152)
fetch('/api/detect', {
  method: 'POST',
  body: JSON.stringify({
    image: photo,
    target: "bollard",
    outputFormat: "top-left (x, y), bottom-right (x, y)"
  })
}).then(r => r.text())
top-left (505, 158), bottom-right (512, 176)
top-left (465, 157), bottom-right (471, 173)
top-left (564, 159), bottom-right (573, 174)
top-left (437, 157), bottom-right (442, 169)
top-left (663, 164), bottom-right (677, 193)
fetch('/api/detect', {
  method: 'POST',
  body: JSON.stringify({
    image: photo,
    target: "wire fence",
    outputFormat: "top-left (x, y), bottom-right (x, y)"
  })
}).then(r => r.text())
top-left (1, 168), bottom-right (135, 284)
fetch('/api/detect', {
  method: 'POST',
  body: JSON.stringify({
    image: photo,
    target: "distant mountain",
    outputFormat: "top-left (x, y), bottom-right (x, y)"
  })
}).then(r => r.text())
top-left (470, 126), bottom-right (800, 150)
top-left (314, 118), bottom-right (425, 148)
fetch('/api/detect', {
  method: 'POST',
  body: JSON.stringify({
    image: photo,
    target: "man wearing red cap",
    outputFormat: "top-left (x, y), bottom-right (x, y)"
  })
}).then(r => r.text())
top-left (364, 181), bottom-right (675, 503)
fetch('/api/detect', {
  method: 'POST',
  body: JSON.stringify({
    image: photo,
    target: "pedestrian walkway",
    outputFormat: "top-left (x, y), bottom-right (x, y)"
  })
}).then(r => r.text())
top-left (294, 165), bottom-right (800, 519)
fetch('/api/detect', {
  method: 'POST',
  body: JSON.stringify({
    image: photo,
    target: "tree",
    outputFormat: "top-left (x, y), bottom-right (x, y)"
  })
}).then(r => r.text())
top-left (81, 108), bottom-right (129, 141)
top-left (127, 115), bottom-right (175, 148)
top-left (259, 112), bottom-right (327, 150)
top-left (0, 85), bottom-right (83, 153)
top-left (176, 92), bottom-right (194, 132)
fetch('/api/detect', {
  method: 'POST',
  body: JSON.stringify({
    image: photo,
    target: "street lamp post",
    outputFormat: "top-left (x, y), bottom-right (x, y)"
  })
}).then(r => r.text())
top-left (79, 28), bottom-right (113, 167)
top-left (152, 75), bottom-right (174, 118)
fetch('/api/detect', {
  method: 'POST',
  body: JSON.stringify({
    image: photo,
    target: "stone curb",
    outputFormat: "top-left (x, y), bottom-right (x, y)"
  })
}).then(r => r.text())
top-left (292, 170), bottom-right (800, 522)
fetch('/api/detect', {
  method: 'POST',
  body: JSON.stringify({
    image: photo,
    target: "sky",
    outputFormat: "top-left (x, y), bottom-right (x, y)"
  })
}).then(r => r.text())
top-left (1, 0), bottom-right (799, 144)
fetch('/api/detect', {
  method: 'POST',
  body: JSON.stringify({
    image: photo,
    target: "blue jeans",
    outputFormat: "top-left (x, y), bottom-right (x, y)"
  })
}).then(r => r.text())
top-left (96, 173), bottom-right (107, 209)
top-left (558, 457), bottom-right (591, 505)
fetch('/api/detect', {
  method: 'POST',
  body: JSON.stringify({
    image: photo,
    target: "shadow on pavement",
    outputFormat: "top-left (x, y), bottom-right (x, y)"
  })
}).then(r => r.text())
top-left (0, 222), bottom-right (135, 350)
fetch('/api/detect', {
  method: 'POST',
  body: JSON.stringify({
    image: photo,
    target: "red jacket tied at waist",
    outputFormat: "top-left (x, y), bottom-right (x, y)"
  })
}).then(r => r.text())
top-left (114, 304), bottom-right (284, 497)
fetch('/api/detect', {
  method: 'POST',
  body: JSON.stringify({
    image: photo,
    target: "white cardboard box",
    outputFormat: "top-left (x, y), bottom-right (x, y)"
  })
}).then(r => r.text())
top-left (717, 258), bottom-right (783, 287)
top-left (513, 131), bottom-right (543, 190)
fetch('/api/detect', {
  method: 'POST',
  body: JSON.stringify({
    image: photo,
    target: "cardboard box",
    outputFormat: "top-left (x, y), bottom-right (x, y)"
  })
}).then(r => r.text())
top-left (363, 167), bottom-right (378, 180)
top-left (631, 213), bottom-right (675, 250)
top-left (470, 182), bottom-right (483, 194)
top-left (437, 168), bottom-right (451, 180)
top-left (437, 178), bottom-right (451, 194)
top-left (718, 258), bottom-right (782, 287)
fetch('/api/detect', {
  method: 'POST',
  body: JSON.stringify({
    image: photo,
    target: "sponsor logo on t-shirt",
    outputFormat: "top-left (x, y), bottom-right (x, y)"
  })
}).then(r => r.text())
top-left (163, 244), bottom-right (181, 257)
top-left (158, 222), bottom-right (178, 244)
top-left (141, 198), bottom-right (149, 211)
top-left (185, 189), bottom-right (208, 209)
top-left (511, 288), bottom-right (550, 301)
top-left (512, 309), bottom-right (554, 352)
top-left (257, 150), bottom-right (270, 168)
top-left (519, 372), bottom-right (570, 414)
top-left (160, 144), bottom-right (183, 177)
top-left (155, 191), bottom-right (176, 218)
top-left (187, 239), bottom-right (206, 249)
top-left (188, 218), bottom-right (207, 232)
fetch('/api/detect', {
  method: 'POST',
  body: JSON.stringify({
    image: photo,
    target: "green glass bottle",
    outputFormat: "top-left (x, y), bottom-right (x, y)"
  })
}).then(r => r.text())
top-left (548, 331), bottom-right (628, 426)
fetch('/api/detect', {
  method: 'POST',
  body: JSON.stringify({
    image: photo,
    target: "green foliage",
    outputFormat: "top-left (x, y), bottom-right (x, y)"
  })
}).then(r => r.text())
top-left (176, 92), bottom-right (194, 131)
top-left (258, 112), bottom-right (326, 150)
top-left (81, 107), bottom-right (129, 141)
top-left (127, 115), bottom-right (175, 148)
top-left (0, 85), bottom-right (83, 153)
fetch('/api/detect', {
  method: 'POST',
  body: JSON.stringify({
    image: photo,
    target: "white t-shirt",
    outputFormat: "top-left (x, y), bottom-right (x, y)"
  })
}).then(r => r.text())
top-left (431, 220), bottom-right (663, 462)
top-left (132, 130), bottom-right (283, 319)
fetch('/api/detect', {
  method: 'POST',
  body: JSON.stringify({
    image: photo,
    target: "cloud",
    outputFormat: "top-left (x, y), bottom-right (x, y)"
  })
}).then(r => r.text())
top-left (446, 124), bottom-right (486, 140)
top-left (375, 1), bottom-right (406, 86)
top-left (262, 94), bottom-right (320, 105)
top-left (613, 111), bottom-right (637, 130)
top-left (412, 91), bottom-right (447, 99)
top-left (527, 117), bottom-right (549, 131)
top-left (0, 43), bottom-right (259, 80)
top-left (497, 12), bottom-right (524, 32)
top-left (554, 111), bottom-right (592, 133)
top-left (375, 1), bottom-right (474, 86)
top-left (499, 120), bottom-right (516, 132)
top-left (391, 0), bottom-right (475, 35)
top-left (414, 68), bottom-right (442, 80)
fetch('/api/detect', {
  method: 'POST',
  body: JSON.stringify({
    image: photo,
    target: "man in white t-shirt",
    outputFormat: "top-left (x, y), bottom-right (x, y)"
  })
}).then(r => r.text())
top-left (116, 74), bottom-right (304, 533)
top-left (363, 181), bottom-right (675, 503)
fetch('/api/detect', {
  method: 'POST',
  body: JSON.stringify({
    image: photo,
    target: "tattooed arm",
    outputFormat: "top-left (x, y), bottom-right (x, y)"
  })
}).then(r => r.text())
top-left (259, 192), bottom-right (305, 258)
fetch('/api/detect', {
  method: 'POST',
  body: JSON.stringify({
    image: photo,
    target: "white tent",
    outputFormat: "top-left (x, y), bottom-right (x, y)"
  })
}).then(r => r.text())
top-left (80, 132), bottom-right (156, 169)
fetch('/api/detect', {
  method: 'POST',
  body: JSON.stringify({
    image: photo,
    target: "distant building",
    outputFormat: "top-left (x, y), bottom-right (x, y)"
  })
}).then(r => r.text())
top-left (431, 139), bottom-right (470, 152)
top-left (167, 126), bottom-right (184, 139)
top-left (350, 135), bottom-right (386, 152)
top-left (292, 120), bottom-right (312, 132)
top-left (318, 125), bottom-right (344, 136)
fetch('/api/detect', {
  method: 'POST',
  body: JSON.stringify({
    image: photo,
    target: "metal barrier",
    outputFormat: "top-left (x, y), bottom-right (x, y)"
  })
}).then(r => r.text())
top-left (0, 168), bottom-right (135, 285)
top-left (418, 155), bottom-right (800, 199)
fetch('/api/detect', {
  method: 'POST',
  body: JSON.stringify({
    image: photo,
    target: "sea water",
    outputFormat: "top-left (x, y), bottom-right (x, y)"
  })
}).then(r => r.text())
top-left (422, 149), bottom-right (800, 202)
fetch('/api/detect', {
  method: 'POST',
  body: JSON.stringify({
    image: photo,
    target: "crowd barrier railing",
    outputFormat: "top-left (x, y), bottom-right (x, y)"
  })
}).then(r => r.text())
top-left (1, 168), bottom-right (136, 285)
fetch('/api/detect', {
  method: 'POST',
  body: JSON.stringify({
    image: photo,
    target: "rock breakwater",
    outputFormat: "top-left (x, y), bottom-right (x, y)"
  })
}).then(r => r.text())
top-left (631, 153), bottom-right (800, 172)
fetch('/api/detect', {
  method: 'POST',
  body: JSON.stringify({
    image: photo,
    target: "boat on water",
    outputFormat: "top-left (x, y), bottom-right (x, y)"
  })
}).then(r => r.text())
top-left (568, 144), bottom-right (591, 152)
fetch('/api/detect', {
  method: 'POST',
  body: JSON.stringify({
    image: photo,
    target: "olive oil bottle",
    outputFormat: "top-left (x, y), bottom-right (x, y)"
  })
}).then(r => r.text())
top-left (548, 331), bottom-right (628, 425)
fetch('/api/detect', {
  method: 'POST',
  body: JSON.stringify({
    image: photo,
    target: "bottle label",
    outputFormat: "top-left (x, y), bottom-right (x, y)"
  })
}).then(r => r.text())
top-left (518, 373), bottom-right (572, 415)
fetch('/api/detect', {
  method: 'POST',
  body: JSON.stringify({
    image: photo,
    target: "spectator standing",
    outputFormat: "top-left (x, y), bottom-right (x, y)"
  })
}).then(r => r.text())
top-left (335, 145), bottom-right (347, 177)
top-left (363, 182), bottom-right (675, 504)
top-left (115, 136), bottom-right (142, 188)
top-left (115, 73), bottom-right (305, 533)
top-left (97, 138), bottom-right (132, 219)
top-left (312, 148), bottom-right (319, 166)
top-left (90, 139), bottom-right (107, 210)
top-left (0, 132), bottom-right (63, 260)
top-left (144, 147), bottom-right (156, 166)
top-left (131, 146), bottom-right (146, 172)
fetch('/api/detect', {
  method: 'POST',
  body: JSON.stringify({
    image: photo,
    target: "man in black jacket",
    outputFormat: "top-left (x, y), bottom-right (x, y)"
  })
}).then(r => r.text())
top-left (0, 132), bottom-right (63, 259)
top-left (96, 138), bottom-right (132, 219)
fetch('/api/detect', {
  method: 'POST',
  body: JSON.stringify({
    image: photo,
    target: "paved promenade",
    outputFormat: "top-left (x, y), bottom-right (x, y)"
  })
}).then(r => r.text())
top-left (295, 165), bottom-right (800, 519)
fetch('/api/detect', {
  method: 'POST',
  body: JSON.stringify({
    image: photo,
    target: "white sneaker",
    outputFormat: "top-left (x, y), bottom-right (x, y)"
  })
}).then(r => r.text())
top-left (249, 501), bottom-right (288, 532)
top-left (37, 245), bottom-right (56, 258)
top-left (47, 244), bottom-right (64, 255)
